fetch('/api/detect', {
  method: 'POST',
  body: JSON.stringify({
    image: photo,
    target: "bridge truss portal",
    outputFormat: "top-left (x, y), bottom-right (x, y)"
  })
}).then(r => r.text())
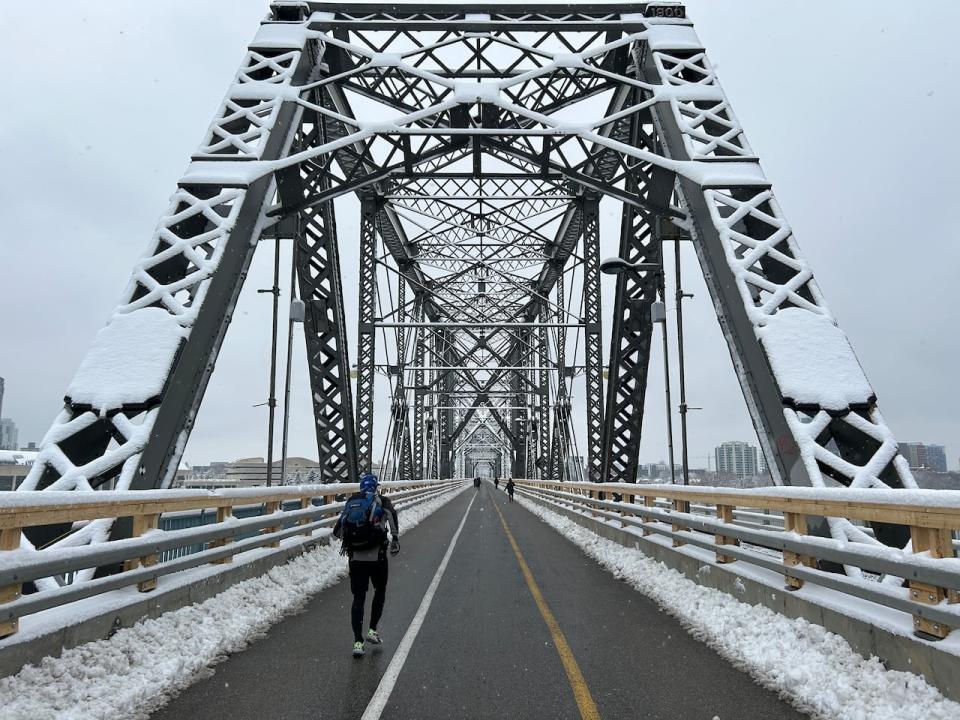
top-left (20, 2), bottom-right (918, 578)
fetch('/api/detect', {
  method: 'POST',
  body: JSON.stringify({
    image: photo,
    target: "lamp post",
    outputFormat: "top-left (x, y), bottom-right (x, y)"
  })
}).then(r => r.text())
top-left (674, 240), bottom-right (693, 487)
top-left (279, 276), bottom-right (305, 489)
top-left (257, 232), bottom-right (282, 486)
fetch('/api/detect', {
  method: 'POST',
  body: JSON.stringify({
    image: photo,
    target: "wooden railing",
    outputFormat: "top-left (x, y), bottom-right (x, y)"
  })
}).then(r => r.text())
top-left (0, 479), bottom-right (464, 639)
top-left (514, 480), bottom-right (960, 640)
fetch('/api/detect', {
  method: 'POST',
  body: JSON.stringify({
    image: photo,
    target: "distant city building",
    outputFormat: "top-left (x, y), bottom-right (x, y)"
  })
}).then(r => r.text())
top-left (0, 419), bottom-right (18, 452)
top-left (184, 461), bottom-right (229, 480)
top-left (927, 445), bottom-right (948, 473)
top-left (174, 457), bottom-right (390, 489)
top-left (899, 443), bottom-right (948, 473)
top-left (911, 469), bottom-right (960, 491)
top-left (0, 376), bottom-right (5, 418)
top-left (714, 441), bottom-right (758, 479)
top-left (228, 456), bottom-right (326, 486)
top-left (0, 449), bottom-right (36, 491)
top-left (638, 462), bottom-right (681, 482)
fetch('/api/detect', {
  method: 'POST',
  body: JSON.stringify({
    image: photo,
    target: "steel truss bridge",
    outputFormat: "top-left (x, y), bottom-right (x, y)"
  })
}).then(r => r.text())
top-left (17, 2), bottom-right (920, 567)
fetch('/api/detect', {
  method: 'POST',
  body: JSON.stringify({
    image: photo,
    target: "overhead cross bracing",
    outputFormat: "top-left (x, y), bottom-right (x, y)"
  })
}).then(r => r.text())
top-left (18, 1), bottom-right (920, 580)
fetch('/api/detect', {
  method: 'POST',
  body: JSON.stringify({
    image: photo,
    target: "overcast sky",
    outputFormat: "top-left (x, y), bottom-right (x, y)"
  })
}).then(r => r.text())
top-left (1, 1), bottom-right (958, 474)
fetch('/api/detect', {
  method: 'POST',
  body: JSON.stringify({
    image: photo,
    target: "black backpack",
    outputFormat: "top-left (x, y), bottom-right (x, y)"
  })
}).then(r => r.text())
top-left (339, 492), bottom-right (386, 552)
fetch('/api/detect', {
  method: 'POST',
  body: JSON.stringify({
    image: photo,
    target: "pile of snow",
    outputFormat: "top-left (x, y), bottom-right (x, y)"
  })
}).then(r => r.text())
top-left (66, 308), bottom-right (188, 412)
top-left (0, 451), bottom-right (37, 466)
top-left (515, 494), bottom-right (960, 720)
top-left (758, 308), bottom-right (873, 410)
top-left (0, 484), bottom-right (467, 720)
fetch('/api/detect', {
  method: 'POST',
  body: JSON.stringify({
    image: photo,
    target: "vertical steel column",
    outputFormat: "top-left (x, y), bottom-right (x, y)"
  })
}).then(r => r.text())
top-left (549, 271), bottom-right (567, 481)
top-left (295, 197), bottom-right (359, 483)
top-left (537, 302), bottom-right (550, 478)
top-left (355, 197), bottom-right (379, 472)
top-left (394, 278), bottom-right (414, 480)
top-left (599, 211), bottom-right (661, 483)
top-left (426, 330), bottom-right (439, 479)
top-left (438, 330), bottom-right (454, 478)
top-left (581, 196), bottom-right (604, 483)
top-left (510, 333), bottom-right (529, 477)
top-left (396, 278), bottom-right (407, 367)
top-left (412, 307), bottom-right (427, 479)
top-left (599, 94), bottom-right (673, 485)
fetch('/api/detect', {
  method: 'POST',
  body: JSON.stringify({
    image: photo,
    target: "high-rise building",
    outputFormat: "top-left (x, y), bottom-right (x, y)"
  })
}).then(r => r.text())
top-left (0, 376), bottom-right (5, 418)
top-left (0, 419), bottom-right (18, 452)
top-left (899, 443), bottom-right (948, 473)
top-left (926, 445), bottom-right (948, 473)
top-left (714, 441), bottom-right (759, 479)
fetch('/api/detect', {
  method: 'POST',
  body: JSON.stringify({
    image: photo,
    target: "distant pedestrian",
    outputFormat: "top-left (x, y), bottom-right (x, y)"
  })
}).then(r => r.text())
top-left (494, 478), bottom-right (500, 490)
top-left (505, 478), bottom-right (515, 502)
top-left (474, 476), bottom-right (481, 490)
top-left (333, 473), bottom-right (399, 657)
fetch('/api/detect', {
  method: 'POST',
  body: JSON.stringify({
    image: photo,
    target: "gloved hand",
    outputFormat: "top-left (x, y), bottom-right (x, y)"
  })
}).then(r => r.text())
top-left (389, 538), bottom-right (400, 557)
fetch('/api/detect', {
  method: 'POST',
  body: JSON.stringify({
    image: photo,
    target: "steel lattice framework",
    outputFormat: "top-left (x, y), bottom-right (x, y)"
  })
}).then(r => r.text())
top-left (20, 2), bottom-right (918, 580)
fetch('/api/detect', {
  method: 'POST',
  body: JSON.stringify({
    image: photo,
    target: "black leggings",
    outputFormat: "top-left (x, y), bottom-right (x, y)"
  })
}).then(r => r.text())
top-left (349, 558), bottom-right (388, 642)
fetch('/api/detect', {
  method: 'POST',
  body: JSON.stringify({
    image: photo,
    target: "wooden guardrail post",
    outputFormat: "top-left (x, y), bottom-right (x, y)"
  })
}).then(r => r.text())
top-left (210, 505), bottom-right (234, 563)
top-left (783, 512), bottom-right (814, 589)
top-left (714, 504), bottom-right (738, 564)
top-left (0, 526), bottom-right (22, 638)
top-left (261, 501), bottom-right (281, 549)
top-left (671, 499), bottom-right (688, 547)
top-left (298, 497), bottom-right (312, 537)
top-left (620, 493), bottom-right (636, 529)
top-left (909, 525), bottom-right (957, 639)
top-left (642, 496), bottom-right (655, 536)
top-left (124, 513), bottom-right (160, 592)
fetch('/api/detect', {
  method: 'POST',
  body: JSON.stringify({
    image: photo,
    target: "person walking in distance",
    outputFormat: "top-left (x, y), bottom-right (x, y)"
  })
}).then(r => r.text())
top-left (494, 477), bottom-right (500, 490)
top-left (505, 478), bottom-right (515, 502)
top-left (333, 473), bottom-right (399, 657)
top-left (474, 476), bottom-right (481, 490)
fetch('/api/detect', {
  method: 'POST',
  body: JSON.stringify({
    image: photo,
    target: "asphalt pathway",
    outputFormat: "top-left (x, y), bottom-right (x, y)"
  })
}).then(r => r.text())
top-left (151, 483), bottom-right (806, 720)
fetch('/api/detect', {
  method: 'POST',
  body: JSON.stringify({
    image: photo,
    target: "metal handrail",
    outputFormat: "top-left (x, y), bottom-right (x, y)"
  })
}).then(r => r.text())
top-left (513, 480), bottom-right (960, 640)
top-left (0, 479), bottom-right (465, 639)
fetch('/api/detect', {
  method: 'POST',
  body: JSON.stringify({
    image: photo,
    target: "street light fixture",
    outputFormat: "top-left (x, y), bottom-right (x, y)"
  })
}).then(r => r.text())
top-left (599, 257), bottom-right (661, 276)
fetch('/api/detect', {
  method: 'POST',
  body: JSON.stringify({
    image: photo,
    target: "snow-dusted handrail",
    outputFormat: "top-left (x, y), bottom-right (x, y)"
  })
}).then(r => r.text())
top-left (514, 480), bottom-right (960, 641)
top-left (519, 480), bottom-right (960, 528)
top-left (0, 479), bottom-right (453, 524)
top-left (0, 479), bottom-right (465, 640)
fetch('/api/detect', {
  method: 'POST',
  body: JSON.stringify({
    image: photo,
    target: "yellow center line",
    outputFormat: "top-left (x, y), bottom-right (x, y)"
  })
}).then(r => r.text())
top-left (492, 497), bottom-right (601, 720)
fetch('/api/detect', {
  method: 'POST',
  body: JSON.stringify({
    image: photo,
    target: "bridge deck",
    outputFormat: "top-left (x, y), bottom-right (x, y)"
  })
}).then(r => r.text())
top-left (150, 485), bottom-right (805, 719)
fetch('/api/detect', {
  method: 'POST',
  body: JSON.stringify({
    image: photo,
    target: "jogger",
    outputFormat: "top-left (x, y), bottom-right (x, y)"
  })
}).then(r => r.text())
top-left (333, 473), bottom-right (399, 656)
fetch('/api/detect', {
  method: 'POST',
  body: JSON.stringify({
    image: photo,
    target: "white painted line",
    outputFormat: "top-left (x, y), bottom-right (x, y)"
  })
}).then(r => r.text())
top-left (360, 491), bottom-right (477, 720)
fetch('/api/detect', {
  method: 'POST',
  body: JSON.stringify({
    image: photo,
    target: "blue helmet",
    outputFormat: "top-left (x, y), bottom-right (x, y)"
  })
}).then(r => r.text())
top-left (360, 473), bottom-right (379, 493)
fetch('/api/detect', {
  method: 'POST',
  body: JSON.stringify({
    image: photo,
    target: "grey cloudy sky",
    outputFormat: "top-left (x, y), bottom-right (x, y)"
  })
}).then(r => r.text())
top-left (1, 0), bottom-right (958, 473)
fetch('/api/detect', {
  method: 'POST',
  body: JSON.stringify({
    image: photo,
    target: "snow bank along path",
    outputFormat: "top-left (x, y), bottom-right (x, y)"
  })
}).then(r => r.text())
top-left (0, 484), bottom-right (468, 720)
top-left (515, 493), bottom-right (960, 720)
